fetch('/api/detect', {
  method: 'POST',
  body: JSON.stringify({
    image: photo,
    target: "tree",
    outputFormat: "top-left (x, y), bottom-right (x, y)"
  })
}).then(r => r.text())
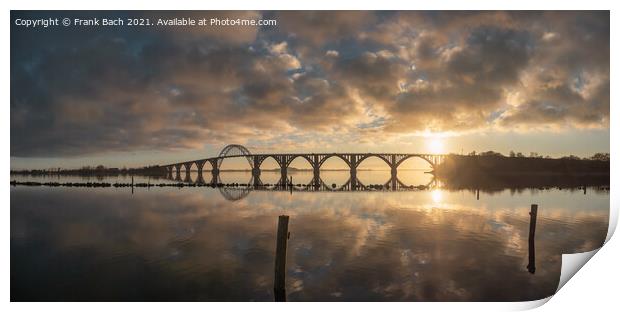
top-left (590, 153), bottom-right (610, 161)
top-left (480, 150), bottom-right (504, 157)
top-left (562, 155), bottom-right (581, 160)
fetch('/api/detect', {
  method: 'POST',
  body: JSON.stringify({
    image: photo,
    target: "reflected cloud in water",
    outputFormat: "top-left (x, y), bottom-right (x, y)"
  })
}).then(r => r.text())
top-left (10, 180), bottom-right (608, 301)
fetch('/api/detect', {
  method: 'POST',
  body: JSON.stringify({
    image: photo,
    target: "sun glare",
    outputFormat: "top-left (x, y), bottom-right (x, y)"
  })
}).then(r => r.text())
top-left (426, 137), bottom-right (445, 154)
top-left (431, 189), bottom-right (443, 204)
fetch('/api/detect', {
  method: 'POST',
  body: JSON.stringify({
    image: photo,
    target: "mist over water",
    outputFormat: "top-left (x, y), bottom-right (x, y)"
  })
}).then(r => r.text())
top-left (10, 171), bottom-right (608, 301)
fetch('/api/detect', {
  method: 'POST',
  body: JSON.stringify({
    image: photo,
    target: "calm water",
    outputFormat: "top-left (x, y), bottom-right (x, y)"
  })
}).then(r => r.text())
top-left (10, 171), bottom-right (609, 301)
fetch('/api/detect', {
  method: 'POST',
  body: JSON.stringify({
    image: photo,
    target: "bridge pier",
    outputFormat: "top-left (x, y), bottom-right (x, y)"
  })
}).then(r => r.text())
top-left (196, 172), bottom-right (206, 185)
top-left (313, 168), bottom-right (320, 187)
top-left (166, 166), bottom-right (173, 179)
top-left (195, 161), bottom-right (205, 185)
top-left (390, 166), bottom-right (398, 190)
top-left (184, 173), bottom-right (193, 183)
top-left (280, 167), bottom-right (288, 186)
top-left (183, 163), bottom-right (192, 181)
top-left (252, 168), bottom-right (261, 186)
top-left (196, 161), bottom-right (206, 182)
top-left (210, 168), bottom-right (220, 185)
top-left (251, 156), bottom-right (262, 186)
top-left (350, 168), bottom-right (357, 190)
top-left (174, 164), bottom-right (182, 180)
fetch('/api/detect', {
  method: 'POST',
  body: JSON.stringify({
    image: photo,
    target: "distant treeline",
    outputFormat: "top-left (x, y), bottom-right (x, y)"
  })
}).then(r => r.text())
top-left (437, 153), bottom-right (609, 174)
top-left (435, 153), bottom-right (610, 191)
top-left (10, 165), bottom-right (167, 176)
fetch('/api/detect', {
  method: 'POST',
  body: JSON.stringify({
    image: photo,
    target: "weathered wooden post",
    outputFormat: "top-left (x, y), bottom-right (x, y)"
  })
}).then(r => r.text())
top-left (274, 215), bottom-right (290, 301)
top-left (527, 204), bottom-right (538, 274)
top-left (476, 189), bottom-right (480, 200)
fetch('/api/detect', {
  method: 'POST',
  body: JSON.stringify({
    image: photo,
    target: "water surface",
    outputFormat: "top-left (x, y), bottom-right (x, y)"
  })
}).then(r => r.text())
top-left (10, 172), bottom-right (609, 301)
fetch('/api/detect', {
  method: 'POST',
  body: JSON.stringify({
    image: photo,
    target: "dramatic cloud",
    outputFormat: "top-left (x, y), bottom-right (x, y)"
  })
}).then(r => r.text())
top-left (10, 11), bottom-right (609, 157)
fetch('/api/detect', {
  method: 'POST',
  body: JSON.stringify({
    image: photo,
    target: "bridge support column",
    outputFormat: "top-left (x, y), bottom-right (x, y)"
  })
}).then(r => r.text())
top-left (252, 168), bottom-right (261, 186)
top-left (206, 158), bottom-right (220, 185)
top-left (174, 164), bottom-right (182, 180)
top-left (211, 168), bottom-right (220, 185)
top-left (390, 166), bottom-right (398, 190)
top-left (311, 155), bottom-right (321, 188)
top-left (251, 156), bottom-right (262, 186)
top-left (347, 154), bottom-right (359, 191)
top-left (313, 167), bottom-right (320, 187)
top-left (280, 167), bottom-right (288, 186)
top-left (196, 161), bottom-right (205, 185)
top-left (196, 173), bottom-right (206, 185)
top-left (252, 168), bottom-right (261, 176)
top-left (183, 163), bottom-right (192, 182)
top-left (350, 168), bottom-right (357, 190)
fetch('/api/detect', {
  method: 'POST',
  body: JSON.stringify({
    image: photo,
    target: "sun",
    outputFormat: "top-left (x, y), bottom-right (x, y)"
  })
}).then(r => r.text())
top-left (426, 137), bottom-right (445, 154)
top-left (431, 189), bottom-right (443, 204)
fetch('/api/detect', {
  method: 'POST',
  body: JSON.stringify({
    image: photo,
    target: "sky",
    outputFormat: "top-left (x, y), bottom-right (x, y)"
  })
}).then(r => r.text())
top-left (10, 11), bottom-right (609, 170)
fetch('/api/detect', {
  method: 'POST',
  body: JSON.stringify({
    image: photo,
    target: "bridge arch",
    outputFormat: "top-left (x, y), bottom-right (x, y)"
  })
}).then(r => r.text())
top-left (285, 155), bottom-right (317, 186)
top-left (355, 154), bottom-right (393, 187)
top-left (317, 155), bottom-right (351, 190)
top-left (321, 177), bottom-right (352, 192)
top-left (218, 186), bottom-right (252, 201)
top-left (197, 159), bottom-right (213, 171)
top-left (218, 144), bottom-right (253, 168)
top-left (255, 156), bottom-right (284, 185)
top-left (395, 155), bottom-right (436, 169)
top-left (285, 155), bottom-right (316, 170)
top-left (181, 161), bottom-right (199, 182)
top-left (356, 154), bottom-right (393, 168)
top-left (256, 155), bottom-right (284, 170)
top-left (318, 154), bottom-right (352, 169)
top-left (394, 155), bottom-right (435, 188)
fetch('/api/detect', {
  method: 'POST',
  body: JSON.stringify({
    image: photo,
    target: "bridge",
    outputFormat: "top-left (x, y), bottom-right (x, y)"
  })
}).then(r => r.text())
top-left (159, 144), bottom-right (445, 191)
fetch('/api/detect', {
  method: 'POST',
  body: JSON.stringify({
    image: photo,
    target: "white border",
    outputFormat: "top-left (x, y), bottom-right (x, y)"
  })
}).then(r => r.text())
top-left (3, 1), bottom-right (617, 311)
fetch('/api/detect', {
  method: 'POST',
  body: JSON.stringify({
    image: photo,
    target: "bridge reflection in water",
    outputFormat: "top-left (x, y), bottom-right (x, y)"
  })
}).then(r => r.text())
top-left (159, 144), bottom-right (443, 200)
top-left (162, 171), bottom-right (438, 202)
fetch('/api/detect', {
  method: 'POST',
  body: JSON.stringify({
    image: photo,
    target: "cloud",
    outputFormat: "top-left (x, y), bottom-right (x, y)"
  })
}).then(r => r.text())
top-left (10, 11), bottom-right (609, 157)
top-left (145, 11), bottom-right (263, 44)
top-left (276, 11), bottom-right (374, 47)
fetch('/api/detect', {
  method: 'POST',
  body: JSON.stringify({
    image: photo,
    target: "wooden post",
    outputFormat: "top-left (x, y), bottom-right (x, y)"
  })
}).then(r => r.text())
top-left (527, 204), bottom-right (538, 274)
top-left (476, 189), bottom-right (479, 200)
top-left (274, 215), bottom-right (290, 301)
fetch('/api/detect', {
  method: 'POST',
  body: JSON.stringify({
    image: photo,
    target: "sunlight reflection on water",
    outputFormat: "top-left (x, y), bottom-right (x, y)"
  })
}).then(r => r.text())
top-left (10, 173), bottom-right (609, 301)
